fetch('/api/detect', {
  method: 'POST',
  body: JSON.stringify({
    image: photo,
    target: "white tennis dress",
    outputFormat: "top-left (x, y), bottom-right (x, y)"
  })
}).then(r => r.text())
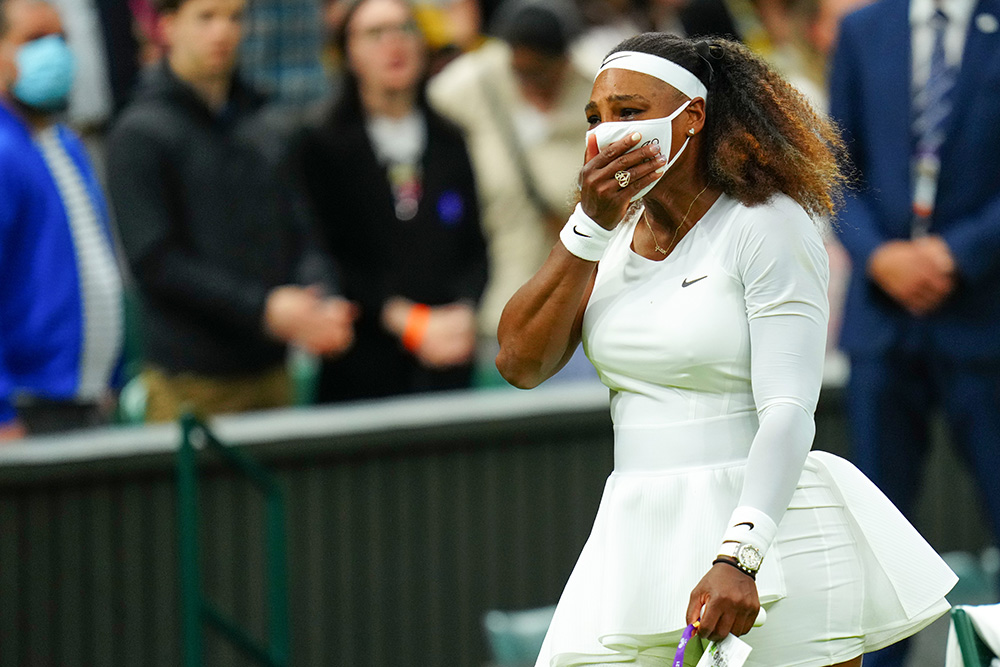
top-left (535, 194), bottom-right (957, 667)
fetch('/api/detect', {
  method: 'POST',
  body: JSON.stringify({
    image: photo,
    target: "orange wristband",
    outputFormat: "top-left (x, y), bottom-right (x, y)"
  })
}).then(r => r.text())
top-left (401, 303), bottom-right (430, 353)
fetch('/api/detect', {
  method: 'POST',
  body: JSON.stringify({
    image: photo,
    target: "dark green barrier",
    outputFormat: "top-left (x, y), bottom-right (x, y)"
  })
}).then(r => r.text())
top-left (0, 383), bottom-right (989, 667)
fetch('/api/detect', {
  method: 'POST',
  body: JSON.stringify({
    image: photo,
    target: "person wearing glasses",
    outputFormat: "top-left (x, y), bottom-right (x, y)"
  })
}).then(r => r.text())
top-left (296, 0), bottom-right (488, 402)
top-left (497, 32), bottom-right (956, 667)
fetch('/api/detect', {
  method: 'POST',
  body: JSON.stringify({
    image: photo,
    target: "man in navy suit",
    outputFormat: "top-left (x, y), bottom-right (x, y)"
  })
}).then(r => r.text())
top-left (830, 0), bottom-right (1000, 664)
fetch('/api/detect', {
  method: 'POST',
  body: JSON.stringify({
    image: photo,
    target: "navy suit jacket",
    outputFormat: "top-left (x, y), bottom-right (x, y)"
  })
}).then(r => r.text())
top-left (829, 0), bottom-right (1000, 361)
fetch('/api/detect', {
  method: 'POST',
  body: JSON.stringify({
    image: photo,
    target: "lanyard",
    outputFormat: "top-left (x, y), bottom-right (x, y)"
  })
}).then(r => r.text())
top-left (673, 620), bottom-right (701, 667)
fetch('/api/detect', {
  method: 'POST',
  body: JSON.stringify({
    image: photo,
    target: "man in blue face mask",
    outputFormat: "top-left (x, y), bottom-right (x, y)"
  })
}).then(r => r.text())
top-left (0, 0), bottom-right (125, 440)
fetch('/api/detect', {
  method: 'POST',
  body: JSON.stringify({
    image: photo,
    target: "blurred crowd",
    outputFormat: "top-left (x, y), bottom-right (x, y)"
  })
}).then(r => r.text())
top-left (0, 0), bottom-right (932, 439)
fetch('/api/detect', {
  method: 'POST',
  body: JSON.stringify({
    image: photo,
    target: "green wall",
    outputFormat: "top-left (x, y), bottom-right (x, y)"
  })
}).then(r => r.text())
top-left (0, 384), bottom-right (989, 666)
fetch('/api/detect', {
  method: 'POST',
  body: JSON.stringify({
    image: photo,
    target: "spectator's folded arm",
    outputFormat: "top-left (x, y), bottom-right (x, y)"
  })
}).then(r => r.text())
top-left (107, 121), bottom-right (273, 334)
top-left (940, 194), bottom-right (1000, 286)
top-left (132, 250), bottom-right (272, 334)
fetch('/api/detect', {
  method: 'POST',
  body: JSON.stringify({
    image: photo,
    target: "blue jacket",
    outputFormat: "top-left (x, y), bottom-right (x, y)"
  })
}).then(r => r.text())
top-left (829, 0), bottom-right (1000, 360)
top-left (0, 103), bottom-right (121, 424)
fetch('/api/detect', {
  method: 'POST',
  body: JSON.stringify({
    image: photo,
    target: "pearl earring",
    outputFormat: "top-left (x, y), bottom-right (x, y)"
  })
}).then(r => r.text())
top-left (688, 129), bottom-right (695, 136)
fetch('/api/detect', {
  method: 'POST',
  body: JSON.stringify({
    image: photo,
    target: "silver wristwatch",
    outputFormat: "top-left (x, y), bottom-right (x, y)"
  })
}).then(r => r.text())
top-left (718, 541), bottom-right (763, 575)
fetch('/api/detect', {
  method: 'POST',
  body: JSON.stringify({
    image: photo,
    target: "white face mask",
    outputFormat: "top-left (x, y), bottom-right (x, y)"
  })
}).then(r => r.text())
top-left (586, 100), bottom-right (692, 201)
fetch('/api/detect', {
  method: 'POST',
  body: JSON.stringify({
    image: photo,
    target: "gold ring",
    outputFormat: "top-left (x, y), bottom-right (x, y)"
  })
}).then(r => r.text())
top-left (615, 170), bottom-right (631, 188)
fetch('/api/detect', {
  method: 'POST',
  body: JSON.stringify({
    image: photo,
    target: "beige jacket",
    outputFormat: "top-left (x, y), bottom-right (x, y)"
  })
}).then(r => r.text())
top-left (428, 40), bottom-right (593, 337)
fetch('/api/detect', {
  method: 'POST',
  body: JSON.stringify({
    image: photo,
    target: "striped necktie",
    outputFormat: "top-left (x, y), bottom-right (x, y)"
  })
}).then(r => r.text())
top-left (912, 7), bottom-right (957, 235)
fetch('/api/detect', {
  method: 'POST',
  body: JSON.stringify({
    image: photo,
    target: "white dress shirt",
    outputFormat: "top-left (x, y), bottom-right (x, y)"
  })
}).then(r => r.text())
top-left (910, 0), bottom-right (977, 88)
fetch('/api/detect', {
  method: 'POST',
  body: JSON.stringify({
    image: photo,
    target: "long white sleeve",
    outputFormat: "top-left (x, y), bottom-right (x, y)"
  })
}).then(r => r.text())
top-left (721, 203), bottom-right (830, 556)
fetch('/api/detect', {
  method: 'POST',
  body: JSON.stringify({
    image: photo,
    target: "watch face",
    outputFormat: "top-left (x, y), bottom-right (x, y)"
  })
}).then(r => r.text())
top-left (737, 544), bottom-right (763, 571)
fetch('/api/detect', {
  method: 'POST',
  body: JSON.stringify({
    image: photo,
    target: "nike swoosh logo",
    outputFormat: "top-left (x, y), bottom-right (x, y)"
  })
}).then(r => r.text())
top-left (681, 276), bottom-right (708, 287)
top-left (735, 521), bottom-right (755, 530)
top-left (572, 225), bottom-right (592, 238)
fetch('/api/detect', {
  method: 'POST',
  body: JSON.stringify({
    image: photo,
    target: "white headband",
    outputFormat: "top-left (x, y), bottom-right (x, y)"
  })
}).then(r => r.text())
top-left (597, 51), bottom-right (708, 101)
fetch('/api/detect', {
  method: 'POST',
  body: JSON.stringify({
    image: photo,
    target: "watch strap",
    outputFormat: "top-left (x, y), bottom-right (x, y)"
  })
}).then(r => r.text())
top-left (712, 556), bottom-right (757, 580)
top-left (718, 541), bottom-right (763, 573)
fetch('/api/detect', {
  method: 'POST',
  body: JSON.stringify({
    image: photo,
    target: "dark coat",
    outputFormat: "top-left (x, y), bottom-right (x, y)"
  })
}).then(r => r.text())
top-left (830, 0), bottom-right (1000, 360)
top-left (107, 63), bottom-right (337, 376)
top-left (296, 90), bottom-right (488, 401)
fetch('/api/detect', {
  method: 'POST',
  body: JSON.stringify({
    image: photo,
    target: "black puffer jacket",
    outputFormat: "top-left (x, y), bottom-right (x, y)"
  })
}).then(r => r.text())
top-left (107, 63), bottom-right (337, 376)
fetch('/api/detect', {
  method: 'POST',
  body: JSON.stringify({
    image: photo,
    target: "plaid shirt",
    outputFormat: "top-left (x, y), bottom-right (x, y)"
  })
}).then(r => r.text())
top-left (239, 0), bottom-right (331, 108)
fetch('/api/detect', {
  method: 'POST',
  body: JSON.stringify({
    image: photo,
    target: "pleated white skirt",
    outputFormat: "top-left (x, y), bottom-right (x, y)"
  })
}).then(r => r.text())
top-left (535, 415), bottom-right (957, 667)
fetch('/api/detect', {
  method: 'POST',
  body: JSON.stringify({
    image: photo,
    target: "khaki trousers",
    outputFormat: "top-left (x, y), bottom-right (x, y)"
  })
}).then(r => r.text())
top-left (142, 365), bottom-right (292, 423)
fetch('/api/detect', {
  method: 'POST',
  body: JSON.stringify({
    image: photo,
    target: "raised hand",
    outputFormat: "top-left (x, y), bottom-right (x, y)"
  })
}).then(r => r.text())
top-left (578, 132), bottom-right (666, 230)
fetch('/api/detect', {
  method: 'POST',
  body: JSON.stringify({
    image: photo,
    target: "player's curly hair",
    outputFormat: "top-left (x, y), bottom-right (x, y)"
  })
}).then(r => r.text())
top-left (609, 33), bottom-right (848, 218)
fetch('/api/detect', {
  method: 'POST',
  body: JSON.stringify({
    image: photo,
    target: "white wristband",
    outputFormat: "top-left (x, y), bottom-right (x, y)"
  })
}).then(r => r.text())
top-left (720, 506), bottom-right (778, 557)
top-left (559, 203), bottom-right (615, 262)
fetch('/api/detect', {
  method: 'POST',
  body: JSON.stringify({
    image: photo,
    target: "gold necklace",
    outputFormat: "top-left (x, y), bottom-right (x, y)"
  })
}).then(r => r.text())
top-left (644, 183), bottom-right (710, 256)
